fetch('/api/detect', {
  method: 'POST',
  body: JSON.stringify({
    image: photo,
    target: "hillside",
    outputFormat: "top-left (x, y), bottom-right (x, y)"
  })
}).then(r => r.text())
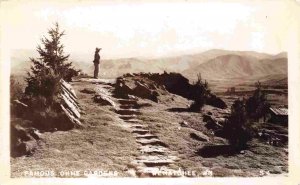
top-left (11, 74), bottom-right (288, 177)
top-left (183, 54), bottom-right (287, 80)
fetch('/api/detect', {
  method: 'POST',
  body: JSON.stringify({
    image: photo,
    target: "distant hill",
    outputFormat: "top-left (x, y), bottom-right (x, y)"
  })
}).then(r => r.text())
top-left (10, 49), bottom-right (287, 82)
top-left (183, 54), bottom-right (287, 80)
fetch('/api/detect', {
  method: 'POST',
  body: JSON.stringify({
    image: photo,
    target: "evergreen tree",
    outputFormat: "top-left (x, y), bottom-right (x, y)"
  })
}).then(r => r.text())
top-left (25, 23), bottom-right (79, 98)
top-left (189, 73), bottom-right (210, 111)
top-left (223, 99), bottom-right (252, 150)
top-left (246, 81), bottom-right (270, 120)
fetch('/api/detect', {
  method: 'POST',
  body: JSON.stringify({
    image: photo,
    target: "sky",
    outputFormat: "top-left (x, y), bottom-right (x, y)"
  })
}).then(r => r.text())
top-left (1, 0), bottom-right (299, 59)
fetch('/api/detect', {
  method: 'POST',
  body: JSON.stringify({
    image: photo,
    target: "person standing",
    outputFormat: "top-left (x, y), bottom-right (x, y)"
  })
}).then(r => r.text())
top-left (93, 47), bottom-right (101, 78)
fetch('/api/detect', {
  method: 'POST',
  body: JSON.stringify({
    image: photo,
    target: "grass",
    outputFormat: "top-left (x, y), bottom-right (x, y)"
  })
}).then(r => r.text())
top-left (10, 81), bottom-right (139, 177)
top-left (10, 78), bottom-right (288, 177)
top-left (136, 93), bottom-right (288, 177)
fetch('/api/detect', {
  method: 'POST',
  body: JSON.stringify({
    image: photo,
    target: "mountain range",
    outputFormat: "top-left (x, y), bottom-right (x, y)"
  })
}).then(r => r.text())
top-left (10, 49), bottom-right (287, 84)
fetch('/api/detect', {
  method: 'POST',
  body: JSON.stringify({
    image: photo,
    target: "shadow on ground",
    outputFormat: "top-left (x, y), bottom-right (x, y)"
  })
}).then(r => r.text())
top-left (196, 145), bottom-right (238, 158)
top-left (166, 107), bottom-right (192, 112)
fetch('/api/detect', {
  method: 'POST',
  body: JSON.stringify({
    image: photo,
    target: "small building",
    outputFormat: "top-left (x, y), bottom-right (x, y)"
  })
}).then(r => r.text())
top-left (268, 107), bottom-right (288, 124)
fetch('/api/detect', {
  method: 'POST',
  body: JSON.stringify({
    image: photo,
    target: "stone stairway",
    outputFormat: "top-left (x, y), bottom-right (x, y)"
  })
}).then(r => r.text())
top-left (83, 78), bottom-right (183, 177)
top-left (115, 96), bottom-right (183, 177)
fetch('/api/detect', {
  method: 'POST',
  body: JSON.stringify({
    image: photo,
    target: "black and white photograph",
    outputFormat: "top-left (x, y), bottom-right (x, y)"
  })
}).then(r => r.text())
top-left (1, 0), bottom-right (300, 184)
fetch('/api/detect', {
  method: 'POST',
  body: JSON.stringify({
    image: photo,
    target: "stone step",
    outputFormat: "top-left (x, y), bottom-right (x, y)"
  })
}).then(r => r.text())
top-left (119, 115), bottom-right (138, 120)
top-left (135, 134), bottom-right (158, 139)
top-left (116, 109), bottom-right (140, 115)
top-left (139, 145), bottom-right (167, 154)
top-left (130, 124), bottom-right (148, 129)
top-left (132, 129), bottom-right (149, 135)
top-left (118, 99), bottom-right (138, 105)
top-left (136, 138), bottom-right (168, 147)
top-left (135, 155), bottom-right (177, 166)
top-left (119, 104), bottom-right (137, 109)
top-left (124, 119), bottom-right (141, 123)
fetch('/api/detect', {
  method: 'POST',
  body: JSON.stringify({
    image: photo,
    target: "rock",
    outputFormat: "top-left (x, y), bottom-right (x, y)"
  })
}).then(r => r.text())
top-left (179, 121), bottom-right (189, 127)
top-left (94, 94), bottom-right (116, 107)
top-left (124, 73), bottom-right (134, 77)
top-left (114, 81), bottom-right (134, 98)
top-left (128, 95), bottom-right (138, 100)
top-left (59, 80), bottom-right (82, 128)
top-left (60, 105), bottom-right (82, 128)
top-left (18, 140), bottom-right (38, 155)
top-left (11, 123), bottom-right (39, 157)
top-left (150, 90), bottom-right (159, 102)
top-left (61, 92), bottom-right (80, 119)
top-left (12, 100), bottom-right (28, 117)
top-left (60, 79), bottom-right (77, 98)
top-left (81, 88), bottom-right (96, 94)
top-left (190, 132), bottom-right (209, 142)
top-left (203, 114), bottom-right (223, 130)
top-left (134, 81), bottom-right (152, 98)
top-left (13, 100), bottom-right (28, 108)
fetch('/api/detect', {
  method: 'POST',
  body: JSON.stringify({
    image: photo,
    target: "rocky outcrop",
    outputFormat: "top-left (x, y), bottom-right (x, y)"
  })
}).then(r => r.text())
top-left (11, 80), bottom-right (82, 157)
top-left (114, 72), bottom-right (226, 108)
top-left (11, 119), bottom-right (41, 157)
top-left (190, 132), bottom-right (209, 142)
top-left (114, 77), bottom-right (160, 102)
top-left (93, 83), bottom-right (116, 107)
top-left (59, 79), bottom-right (82, 128)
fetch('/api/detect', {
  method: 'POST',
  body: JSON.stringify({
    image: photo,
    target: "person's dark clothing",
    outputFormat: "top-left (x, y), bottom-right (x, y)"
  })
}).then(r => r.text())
top-left (93, 52), bottom-right (100, 78)
top-left (93, 52), bottom-right (100, 64)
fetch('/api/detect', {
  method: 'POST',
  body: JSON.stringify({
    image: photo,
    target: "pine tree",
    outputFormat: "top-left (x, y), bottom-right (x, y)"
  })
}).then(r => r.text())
top-left (246, 81), bottom-right (270, 120)
top-left (224, 99), bottom-right (252, 150)
top-left (25, 23), bottom-right (79, 98)
top-left (189, 73), bottom-right (210, 111)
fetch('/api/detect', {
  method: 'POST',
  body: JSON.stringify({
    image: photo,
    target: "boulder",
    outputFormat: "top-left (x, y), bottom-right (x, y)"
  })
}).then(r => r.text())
top-left (11, 123), bottom-right (40, 157)
top-left (94, 94), bottom-right (116, 107)
top-left (134, 81), bottom-right (151, 97)
top-left (17, 140), bottom-right (38, 156)
top-left (114, 81), bottom-right (134, 98)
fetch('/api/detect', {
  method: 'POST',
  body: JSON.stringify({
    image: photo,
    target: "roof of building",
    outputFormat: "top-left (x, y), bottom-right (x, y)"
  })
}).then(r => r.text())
top-left (269, 107), bottom-right (288, 116)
